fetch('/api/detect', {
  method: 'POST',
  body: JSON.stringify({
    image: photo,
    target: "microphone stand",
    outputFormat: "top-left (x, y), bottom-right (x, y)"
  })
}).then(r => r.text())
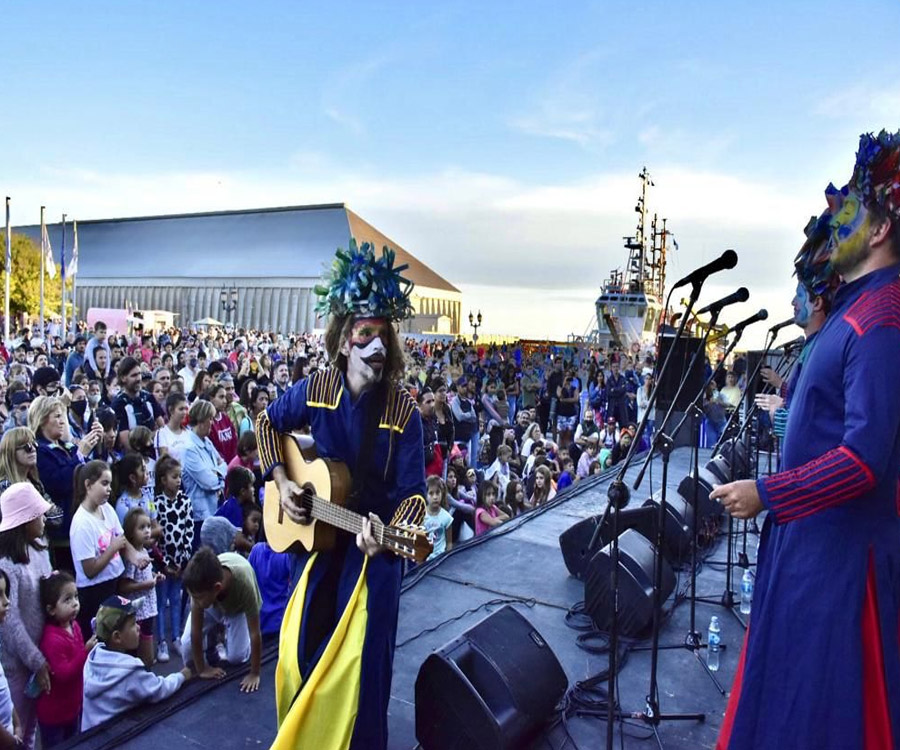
top-left (656, 323), bottom-right (750, 690)
top-left (600, 281), bottom-right (708, 750)
top-left (693, 328), bottom-right (781, 627)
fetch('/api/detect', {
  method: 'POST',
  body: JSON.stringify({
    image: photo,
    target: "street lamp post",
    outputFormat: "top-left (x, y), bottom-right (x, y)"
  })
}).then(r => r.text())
top-left (468, 309), bottom-right (483, 344)
top-left (220, 285), bottom-right (238, 325)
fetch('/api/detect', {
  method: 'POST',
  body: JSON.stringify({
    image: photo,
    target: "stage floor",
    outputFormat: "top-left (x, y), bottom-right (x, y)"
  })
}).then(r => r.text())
top-left (66, 447), bottom-right (757, 750)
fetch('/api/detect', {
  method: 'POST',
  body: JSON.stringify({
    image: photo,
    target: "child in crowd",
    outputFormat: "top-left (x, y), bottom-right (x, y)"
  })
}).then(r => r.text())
top-left (128, 426), bottom-right (157, 495)
top-left (81, 595), bottom-right (191, 731)
top-left (154, 392), bottom-right (192, 463)
top-left (69, 461), bottom-right (127, 640)
top-left (445, 469), bottom-right (475, 542)
top-left (529, 465), bottom-right (557, 509)
top-left (180, 547), bottom-right (262, 693)
top-left (228, 430), bottom-right (258, 473)
top-left (577, 436), bottom-right (600, 478)
top-left (0, 569), bottom-right (22, 748)
top-left (153, 454), bottom-right (193, 664)
top-left (119, 508), bottom-right (164, 667)
top-left (483, 445), bottom-right (512, 501)
top-left (247, 542), bottom-right (292, 636)
top-left (114, 453), bottom-right (151, 525)
top-left (589, 460), bottom-right (602, 476)
top-left (215, 467), bottom-right (259, 554)
top-left (423, 476), bottom-right (453, 561)
top-left (556, 457), bottom-right (576, 491)
top-left (474, 482), bottom-right (508, 537)
top-left (505, 479), bottom-right (527, 517)
top-left (36, 571), bottom-right (95, 746)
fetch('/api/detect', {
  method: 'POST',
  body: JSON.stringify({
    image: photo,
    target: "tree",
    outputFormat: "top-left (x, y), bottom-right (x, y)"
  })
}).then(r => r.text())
top-left (0, 232), bottom-right (66, 320)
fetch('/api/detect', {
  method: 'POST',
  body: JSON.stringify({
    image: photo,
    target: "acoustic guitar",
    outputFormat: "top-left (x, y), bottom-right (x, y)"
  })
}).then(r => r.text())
top-left (263, 433), bottom-right (433, 563)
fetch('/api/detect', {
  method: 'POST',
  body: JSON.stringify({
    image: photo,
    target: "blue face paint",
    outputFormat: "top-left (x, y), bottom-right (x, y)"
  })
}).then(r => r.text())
top-left (792, 282), bottom-right (814, 327)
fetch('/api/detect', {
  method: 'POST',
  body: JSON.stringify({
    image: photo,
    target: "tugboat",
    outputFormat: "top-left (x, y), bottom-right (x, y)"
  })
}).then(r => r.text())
top-left (590, 167), bottom-right (672, 354)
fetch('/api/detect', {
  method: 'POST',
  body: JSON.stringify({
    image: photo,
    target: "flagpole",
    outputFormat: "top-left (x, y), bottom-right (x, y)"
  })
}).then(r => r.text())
top-left (71, 220), bottom-right (77, 335)
top-left (40, 206), bottom-right (46, 338)
top-left (4, 197), bottom-right (10, 347)
top-left (61, 214), bottom-right (67, 337)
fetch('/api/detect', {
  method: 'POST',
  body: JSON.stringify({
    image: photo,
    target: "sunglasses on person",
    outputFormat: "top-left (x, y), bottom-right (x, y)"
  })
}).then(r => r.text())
top-left (17, 443), bottom-right (37, 454)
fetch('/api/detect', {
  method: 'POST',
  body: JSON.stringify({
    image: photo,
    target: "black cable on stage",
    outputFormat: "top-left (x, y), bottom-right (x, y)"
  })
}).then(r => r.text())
top-left (395, 596), bottom-right (536, 649)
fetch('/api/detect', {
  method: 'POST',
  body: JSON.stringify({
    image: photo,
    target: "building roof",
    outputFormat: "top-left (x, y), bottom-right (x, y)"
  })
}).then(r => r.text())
top-left (14, 203), bottom-right (459, 293)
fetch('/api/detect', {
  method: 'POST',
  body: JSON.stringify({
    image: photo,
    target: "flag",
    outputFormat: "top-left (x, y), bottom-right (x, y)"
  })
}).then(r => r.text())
top-left (68, 220), bottom-right (79, 276)
top-left (42, 220), bottom-right (56, 279)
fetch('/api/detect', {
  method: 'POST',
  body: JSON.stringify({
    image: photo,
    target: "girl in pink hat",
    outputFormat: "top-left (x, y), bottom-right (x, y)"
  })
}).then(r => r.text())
top-left (0, 482), bottom-right (53, 750)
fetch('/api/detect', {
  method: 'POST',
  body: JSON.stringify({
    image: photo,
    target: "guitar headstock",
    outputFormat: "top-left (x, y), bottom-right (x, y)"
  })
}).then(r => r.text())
top-left (384, 523), bottom-right (433, 563)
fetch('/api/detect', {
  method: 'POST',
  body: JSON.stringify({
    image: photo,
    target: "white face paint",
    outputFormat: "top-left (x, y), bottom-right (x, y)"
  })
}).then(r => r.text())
top-left (342, 317), bottom-right (389, 388)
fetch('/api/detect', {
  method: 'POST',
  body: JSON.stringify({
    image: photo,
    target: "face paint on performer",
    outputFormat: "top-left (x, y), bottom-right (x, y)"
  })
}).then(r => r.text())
top-left (791, 282), bottom-right (816, 328)
top-left (343, 317), bottom-right (390, 385)
top-left (830, 190), bottom-right (872, 275)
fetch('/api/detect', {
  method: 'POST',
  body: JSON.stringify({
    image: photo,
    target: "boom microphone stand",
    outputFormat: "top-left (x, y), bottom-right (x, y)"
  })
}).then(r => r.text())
top-left (600, 249), bottom-right (740, 749)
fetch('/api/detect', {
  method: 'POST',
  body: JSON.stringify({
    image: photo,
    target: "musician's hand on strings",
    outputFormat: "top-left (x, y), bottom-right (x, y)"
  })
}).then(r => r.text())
top-left (710, 480), bottom-right (764, 520)
top-left (357, 513), bottom-right (387, 558)
top-left (754, 393), bottom-right (783, 418)
top-left (760, 366), bottom-right (783, 390)
top-left (277, 478), bottom-right (311, 525)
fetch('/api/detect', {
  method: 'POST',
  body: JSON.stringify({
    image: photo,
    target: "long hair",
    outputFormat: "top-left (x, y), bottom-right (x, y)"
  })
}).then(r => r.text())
top-left (0, 427), bottom-right (39, 485)
top-left (73, 460), bottom-right (112, 511)
top-left (114, 453), bottom-right (144, 499)
top-left (531, 465), bottom-right (553, 506)
top-left (323, 314), bottom-right (405, 386)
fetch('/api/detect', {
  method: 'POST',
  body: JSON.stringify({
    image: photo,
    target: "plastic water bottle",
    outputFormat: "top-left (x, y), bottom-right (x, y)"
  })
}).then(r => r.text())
top-left (707, 616), bottom-right (721, 672)
top-left (740, 568), bottom-right (754, 615)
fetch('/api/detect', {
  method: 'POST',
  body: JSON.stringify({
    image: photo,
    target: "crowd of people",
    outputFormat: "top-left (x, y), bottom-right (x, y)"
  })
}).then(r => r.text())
top-left (0, 315), bottom-right (751, 748)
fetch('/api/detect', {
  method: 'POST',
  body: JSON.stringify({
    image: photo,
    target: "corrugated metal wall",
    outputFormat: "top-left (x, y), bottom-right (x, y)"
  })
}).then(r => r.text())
top-left (77, 283), bottom-right (320, 333)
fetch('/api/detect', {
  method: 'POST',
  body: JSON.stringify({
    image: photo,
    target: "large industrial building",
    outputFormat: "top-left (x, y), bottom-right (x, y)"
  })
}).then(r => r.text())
top-left (16, 204), bottom-right (461, 334)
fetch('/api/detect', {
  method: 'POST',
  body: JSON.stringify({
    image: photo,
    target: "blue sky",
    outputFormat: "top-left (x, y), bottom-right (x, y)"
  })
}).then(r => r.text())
top-left (4, 1), bottom-right (900, 343)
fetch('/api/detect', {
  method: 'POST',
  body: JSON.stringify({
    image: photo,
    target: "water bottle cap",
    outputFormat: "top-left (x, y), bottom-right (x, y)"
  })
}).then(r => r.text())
top-left (710, 616), bottom-right (719, 625)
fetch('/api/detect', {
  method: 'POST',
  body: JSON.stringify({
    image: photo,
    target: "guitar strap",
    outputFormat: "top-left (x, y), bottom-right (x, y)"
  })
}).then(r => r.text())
top-left (345, 381), bottom-right (387, 514)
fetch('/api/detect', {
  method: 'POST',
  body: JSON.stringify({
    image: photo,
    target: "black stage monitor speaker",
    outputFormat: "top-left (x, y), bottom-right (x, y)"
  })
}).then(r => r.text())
top-left (643, 490), bottom-right (694, 563)
top-left (584, 528), bottom-right (676, 637)
top-left (415, 606), bottom-right (568, 750)
top-left (678, 466), bottom-right (725, 521)
top-left (559, 506), bottom-right (656, 580)
top-left (716, 437), bottom-right (750, 480)
top-left (656, 335), bottom-right (705, 411)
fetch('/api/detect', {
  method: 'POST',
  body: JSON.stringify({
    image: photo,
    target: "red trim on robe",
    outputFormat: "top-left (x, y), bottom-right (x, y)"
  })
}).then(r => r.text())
top-left (716, 628), bottom-right (749, 750)
top-left (863, 548), bottom-right (894, 750)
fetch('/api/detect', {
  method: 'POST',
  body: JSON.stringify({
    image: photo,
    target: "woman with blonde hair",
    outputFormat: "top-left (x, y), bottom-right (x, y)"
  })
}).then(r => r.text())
top-left (30, 397), bottom-right (103, 567)
top-left (0, 427), bottom-right (62, 525)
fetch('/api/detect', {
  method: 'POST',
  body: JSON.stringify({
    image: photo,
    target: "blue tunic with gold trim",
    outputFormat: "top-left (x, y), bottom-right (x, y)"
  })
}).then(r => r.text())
top-left (719, 263), bottom-right (900, 750)
top-left (257, 367), bottom-right (426, 750)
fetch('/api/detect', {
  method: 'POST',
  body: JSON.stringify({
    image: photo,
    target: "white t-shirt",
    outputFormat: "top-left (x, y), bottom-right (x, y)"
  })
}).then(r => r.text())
top-left (155, 425), bottom-right (193, 464)
top-left (70, 503), bottom-right (126, 588)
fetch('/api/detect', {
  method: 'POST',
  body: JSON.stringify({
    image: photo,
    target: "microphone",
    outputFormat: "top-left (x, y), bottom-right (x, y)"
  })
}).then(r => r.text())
top-left (732, 308), bottom-right (768, 334)
top-left (769, 317), bottom-right (795, 334)
top-left (671, 249), bottom-right (738, 290)
top-left (696, 287), bottom-right (749, 316)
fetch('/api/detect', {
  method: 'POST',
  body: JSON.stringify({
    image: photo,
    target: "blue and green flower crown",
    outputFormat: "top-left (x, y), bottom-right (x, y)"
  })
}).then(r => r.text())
top-left (314, 239), bottom-right (415, 322)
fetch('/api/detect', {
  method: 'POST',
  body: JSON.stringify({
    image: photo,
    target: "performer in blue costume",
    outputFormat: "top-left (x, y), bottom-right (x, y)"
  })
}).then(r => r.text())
top-left (713, 130), bottom-right (900, 750)
top-left (257, 241), bottom-right (426, 750)
top-left (756, 196), bottom-right (841, 437)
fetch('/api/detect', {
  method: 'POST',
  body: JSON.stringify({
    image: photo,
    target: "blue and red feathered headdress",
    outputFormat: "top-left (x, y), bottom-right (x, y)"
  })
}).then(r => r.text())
top-left (849, 129), bottom-right (900, 220)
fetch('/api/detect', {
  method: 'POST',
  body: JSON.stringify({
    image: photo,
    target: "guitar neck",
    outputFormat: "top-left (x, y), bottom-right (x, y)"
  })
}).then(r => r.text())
top-left (309, 496), bottom-right (384, 544)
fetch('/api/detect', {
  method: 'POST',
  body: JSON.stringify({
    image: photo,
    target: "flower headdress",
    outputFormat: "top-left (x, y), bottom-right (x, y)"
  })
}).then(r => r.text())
top-left (314, 239), bottom-right (415, 322)
top-left (849, 129), bottom-right (900, 220)
top-left (793, 183), bottom-right (841, 301)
